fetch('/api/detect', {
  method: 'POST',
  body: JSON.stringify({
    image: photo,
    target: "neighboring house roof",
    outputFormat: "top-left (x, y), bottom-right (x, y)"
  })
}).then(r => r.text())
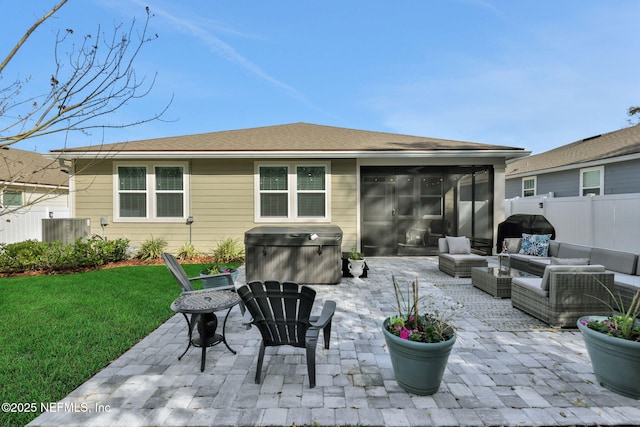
top-left (506, 124), bottom-right (640, 177)
top-left (1, 147), bottom-right (69, 188)
top-left (52, 122), bottom-right (528, 160)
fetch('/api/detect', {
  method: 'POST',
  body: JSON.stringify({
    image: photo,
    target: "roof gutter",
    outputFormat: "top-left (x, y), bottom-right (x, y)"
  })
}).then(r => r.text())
top-left (506, 151), bottom-right (640, 179)
top-left (1, 180), bottom-right (68, 190)
top-left (50, 149), bottom-right (530, 161)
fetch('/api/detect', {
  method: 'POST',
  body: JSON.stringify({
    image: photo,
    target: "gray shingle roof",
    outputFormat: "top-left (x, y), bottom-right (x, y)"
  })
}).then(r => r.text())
top-left (1, 147), bottom-right (69, 187)
top-left (507, 124), bottom-right (640, 176)
top-left (55, 122), bottom-right (522, 153)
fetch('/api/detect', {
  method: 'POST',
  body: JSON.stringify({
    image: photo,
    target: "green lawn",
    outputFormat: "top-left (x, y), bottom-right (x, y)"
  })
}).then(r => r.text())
top-left (0, 263), bottom-right (206, 426)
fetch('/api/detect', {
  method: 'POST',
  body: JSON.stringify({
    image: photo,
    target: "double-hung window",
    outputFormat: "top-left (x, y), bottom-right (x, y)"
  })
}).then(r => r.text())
top-left (522, 177), bottom-right (536, 197)
top-left (256, 162), bottom-right (330, 222)
top-left (155, 166), bottom-right (184, 217)
top-left (580, 166), bottom-right (603, 196)
top-left (115, 163), bottom-right (187, 221)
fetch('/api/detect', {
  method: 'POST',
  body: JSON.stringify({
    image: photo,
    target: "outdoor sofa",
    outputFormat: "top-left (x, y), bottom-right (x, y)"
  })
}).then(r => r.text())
top-left (438, 236), bottom-right (488, 278)
top-left (504, 236), bottom-right (640, 324)
top-left (510, 264), bottom-right (614, 328)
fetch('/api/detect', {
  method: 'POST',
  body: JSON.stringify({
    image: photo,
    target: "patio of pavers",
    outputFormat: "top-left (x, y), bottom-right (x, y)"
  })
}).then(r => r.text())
top-left (29, 257), bottom-right (640, 427)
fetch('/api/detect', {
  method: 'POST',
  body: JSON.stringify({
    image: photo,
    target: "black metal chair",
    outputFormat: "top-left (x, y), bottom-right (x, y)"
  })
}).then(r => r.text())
top-left (162, 252), bottom-right (238, 360)
top-left (237, 280), bottom-right (336, 388)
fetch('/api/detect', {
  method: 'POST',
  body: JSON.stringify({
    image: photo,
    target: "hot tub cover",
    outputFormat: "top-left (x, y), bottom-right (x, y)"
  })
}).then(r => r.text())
top-left (244, 225), bottom-right (342, 246)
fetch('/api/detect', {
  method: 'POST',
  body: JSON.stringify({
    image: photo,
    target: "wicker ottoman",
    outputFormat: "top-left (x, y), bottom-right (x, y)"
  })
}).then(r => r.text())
top-left (438, 253), bottom-right (488, 278)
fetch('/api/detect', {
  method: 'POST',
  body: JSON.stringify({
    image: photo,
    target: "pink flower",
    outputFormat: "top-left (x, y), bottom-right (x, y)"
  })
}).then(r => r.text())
top-left (400, 328), bottom-right (411, 340)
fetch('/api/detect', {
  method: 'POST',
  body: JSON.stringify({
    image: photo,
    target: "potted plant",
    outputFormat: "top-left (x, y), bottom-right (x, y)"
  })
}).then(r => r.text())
top-left (382, 275), bottom-right (459, 395)
top-left (577, 288), bottom-right (640, 399)
top-left (347, 247), bottom-right (366, 280)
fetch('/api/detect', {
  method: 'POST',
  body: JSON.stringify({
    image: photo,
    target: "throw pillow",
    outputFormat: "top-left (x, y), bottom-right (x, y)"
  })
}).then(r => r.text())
top-left (445, 236), bottom-right (470, 254)
top-left (519, 233), bottom-right (552, 257)
top-left (503, 237), bottom-right (522, 254)
top-left (550, 257), bottom-right (590, 266)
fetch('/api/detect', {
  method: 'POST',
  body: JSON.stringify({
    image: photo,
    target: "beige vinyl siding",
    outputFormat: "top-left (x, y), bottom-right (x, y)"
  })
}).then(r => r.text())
top-left (188, 158), bottom-right (254, 251)
top-left (74, 159), bottom-right (114, 218)
top-left (329, 159), bottom-right (357, 250)
top-left (73, 158), bottom-right (359, 254)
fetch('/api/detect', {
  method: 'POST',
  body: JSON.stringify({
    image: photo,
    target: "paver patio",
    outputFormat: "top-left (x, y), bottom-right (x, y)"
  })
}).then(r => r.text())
top-left (28, 257), bottom-right (640, 426)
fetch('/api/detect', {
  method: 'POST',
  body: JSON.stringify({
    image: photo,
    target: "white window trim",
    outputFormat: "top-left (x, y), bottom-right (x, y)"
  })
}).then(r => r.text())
top-left (113, 161), bottom-right (189, 222)
top-left (580, 166), bottom-right (604, 196)
top-left (522, 176), bottom-right (536, 197)
top-left (254, 161), bottom-right (331, 223)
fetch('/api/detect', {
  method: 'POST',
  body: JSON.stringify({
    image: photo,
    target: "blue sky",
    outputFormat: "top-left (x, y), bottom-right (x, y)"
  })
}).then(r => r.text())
top-left (4, 0), bottom-right (640, 154)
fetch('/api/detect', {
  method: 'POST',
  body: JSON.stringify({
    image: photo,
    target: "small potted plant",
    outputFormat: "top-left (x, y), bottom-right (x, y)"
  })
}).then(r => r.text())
top-left (347, 247), bottom-right (366, 280)
top-left (382, 275), bottom-right (459, 395)
top-left (577, 287), bottom-right (640, 399)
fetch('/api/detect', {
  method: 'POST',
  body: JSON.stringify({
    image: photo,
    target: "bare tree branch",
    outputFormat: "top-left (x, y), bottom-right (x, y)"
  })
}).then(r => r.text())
top-left (0, 0), bottom-right (68, 74)
top-left (0, 5), bottom-right (171, 148)
top-left (0, 3), bottom-right (171, 217)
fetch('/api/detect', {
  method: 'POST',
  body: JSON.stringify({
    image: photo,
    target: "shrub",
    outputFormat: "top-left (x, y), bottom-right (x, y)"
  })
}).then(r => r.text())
top-left (211, 236), bottom-right (244, 263)
top-left (0, 237), bottom-right (130, 274)
top-left (175, 242), bottom-right (201, 260)
top-left (136, 236), bottom-right (167, 260)
top-left (0, 240), bottom-right (47, 273)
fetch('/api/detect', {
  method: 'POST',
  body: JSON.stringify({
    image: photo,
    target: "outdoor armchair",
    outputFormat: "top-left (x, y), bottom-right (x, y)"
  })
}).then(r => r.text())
top-left (161, 252), bottom-right (235, 293)
top-left (237, 280), bottom-right (336, 388)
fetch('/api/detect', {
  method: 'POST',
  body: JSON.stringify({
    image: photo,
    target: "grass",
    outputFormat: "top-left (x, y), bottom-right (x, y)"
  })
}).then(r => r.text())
top-left (0, 263), bottom-right (207, 427)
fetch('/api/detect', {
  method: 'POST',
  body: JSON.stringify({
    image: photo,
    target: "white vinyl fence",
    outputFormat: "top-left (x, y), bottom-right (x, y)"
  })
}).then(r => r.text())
top-left (505, 193), bottom-right (640, 253)
top-left (0, 206), bottom-right (70, 244)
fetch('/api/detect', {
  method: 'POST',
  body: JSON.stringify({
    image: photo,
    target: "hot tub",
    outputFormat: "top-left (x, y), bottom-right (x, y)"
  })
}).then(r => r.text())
top-left (244, 225), bottom-right (343, 285)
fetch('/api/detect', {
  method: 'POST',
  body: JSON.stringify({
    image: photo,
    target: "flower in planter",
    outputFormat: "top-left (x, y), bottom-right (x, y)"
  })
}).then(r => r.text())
top-left (386, 275), bottom-right (461, 343)
top-left (581, 288), bottom-right (640, 342)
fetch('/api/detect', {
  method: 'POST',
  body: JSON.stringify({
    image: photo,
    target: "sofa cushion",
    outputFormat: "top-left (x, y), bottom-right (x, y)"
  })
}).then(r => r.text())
top-left (440, 253), bottom-right (485, 262)
top-left (557, 243), bottom-right (592, 260)
top-left (445, 236), bottom-right (471, 254)
top-left (551, 257), bottom-right (590, 265)
top-left (519, 233), bottom-right (552, 257)
top-left (548, 240), bottom-right (560, 257)
top-left (438, 238), bottom-right (448, 253)
top-left (590, 247), bottom-right (638, 275)
top-left (512, 277), bottom-right (548, 297)
top-left (613, 271), bottom-right (640, 289)
top-left (540, 264), bottom-right (606, 291)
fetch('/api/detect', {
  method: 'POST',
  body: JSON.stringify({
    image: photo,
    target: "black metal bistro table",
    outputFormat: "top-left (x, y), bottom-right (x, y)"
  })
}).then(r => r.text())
top-left (171, 289), bottom-right (240, 372)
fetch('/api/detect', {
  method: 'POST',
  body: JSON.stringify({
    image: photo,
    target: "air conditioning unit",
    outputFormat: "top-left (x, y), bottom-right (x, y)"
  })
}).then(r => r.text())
top-left (42, 218), bottom-right (91, 244)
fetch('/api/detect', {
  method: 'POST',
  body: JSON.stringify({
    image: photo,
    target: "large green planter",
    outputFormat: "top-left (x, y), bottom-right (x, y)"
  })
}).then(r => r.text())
top-left (577, 316), bottom-right (640, 399)
top-left (382, 318), bottom-right (456, 395)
